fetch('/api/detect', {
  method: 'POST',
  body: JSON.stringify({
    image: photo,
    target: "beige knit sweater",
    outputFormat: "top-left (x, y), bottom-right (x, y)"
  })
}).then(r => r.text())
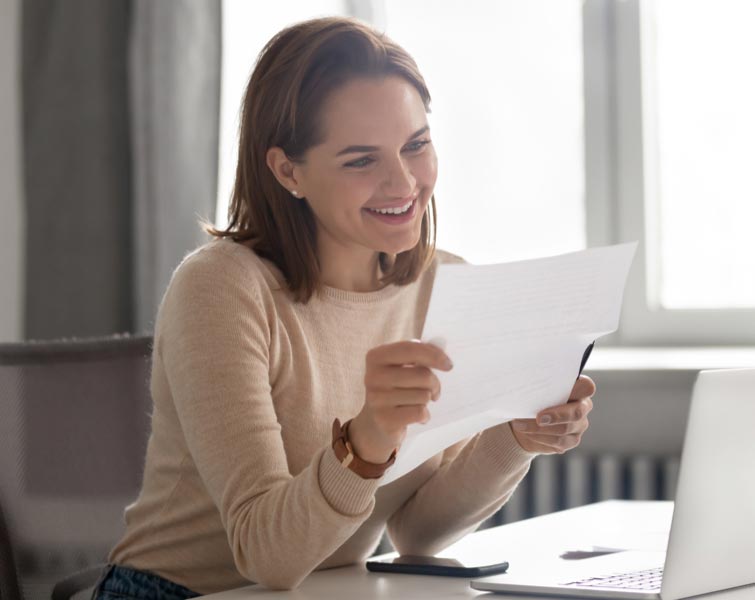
top-left (108, 238), bottom-right (535, 592)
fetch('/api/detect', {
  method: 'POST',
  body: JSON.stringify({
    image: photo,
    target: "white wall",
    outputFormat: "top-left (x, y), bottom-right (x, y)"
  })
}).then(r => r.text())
top-left (0, 0), bottom-right (24, 341)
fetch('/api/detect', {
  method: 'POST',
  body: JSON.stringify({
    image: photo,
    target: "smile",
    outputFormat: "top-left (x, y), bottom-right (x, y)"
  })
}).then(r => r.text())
top-left (362, 196), bottom-right (419, 225)
top-left (365, 198), bottom-right (414, 215)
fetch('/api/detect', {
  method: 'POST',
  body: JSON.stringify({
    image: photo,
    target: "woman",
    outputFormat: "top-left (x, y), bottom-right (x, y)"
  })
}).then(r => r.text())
top-left (96, 16), bottom-right (595, 598)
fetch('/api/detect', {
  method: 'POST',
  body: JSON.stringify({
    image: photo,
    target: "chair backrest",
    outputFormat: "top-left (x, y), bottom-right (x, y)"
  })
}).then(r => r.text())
top-left (0, 335), bottom-right (153, 600)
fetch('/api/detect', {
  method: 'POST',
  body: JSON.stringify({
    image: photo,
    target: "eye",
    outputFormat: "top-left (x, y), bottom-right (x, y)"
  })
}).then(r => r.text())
top-left (344, 156), bottom-right (375, 168)
top-left (403, 139), bottom-right (431, 153)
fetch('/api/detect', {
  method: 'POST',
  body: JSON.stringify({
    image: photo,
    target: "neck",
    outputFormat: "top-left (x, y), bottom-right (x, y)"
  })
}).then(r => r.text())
top-left (318, 240), bottom-right (383, 293)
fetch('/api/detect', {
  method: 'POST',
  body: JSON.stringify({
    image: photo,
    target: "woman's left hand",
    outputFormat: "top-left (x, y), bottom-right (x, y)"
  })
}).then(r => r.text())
top-left (510, 375), bottom-right (596, 454)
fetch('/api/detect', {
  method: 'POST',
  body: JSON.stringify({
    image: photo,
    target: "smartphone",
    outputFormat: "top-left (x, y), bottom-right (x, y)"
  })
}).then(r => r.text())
top-left (366, 555), bottom-right (509, 578)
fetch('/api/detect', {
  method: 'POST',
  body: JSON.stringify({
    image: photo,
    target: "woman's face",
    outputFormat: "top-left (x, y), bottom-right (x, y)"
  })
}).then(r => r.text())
top-left (294, 75), bottom-right (437, 258)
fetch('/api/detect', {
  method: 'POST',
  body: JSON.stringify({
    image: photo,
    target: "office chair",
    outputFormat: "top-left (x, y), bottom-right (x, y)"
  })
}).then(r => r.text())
top-left (0, 335), bottom-right (153, 600)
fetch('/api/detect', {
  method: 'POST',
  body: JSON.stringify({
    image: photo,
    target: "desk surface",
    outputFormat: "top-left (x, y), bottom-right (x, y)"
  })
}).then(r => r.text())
top-left (199, 501), bottom-right (753, 600)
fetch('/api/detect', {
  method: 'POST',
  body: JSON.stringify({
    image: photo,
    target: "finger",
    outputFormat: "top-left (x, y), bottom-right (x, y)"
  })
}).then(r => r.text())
top-left (517, 432), bottom-right (583, 454)
top-left (537, 397), bottom-right (593, 425)
top-left (511, 437), bottom-right (562, 455)
top-left (366, 365), bottom-right (441, 398)
top-left (367, 340), bottom-right (453, 371)
top-left (393, 403), bottom-right (432, 426)
top-left (368, 388), bottom-right (434, 408)
top-left (522, 442), bottom-right (560, 455)
top-left (576, 396), bottom-right (594, 415)
top-left (569, 375), bottom-right (596, 400)
top-left (512, 419), bottom-right (588, 436)
top-left (510, 419), bottom-right (538, 433)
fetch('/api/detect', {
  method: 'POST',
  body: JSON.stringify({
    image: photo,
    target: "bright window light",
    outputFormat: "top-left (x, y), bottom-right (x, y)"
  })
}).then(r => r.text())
top-left (216, 0), bottom-right (346, 228)
top-left (383, 0), bottom-right (585, 264)
top-left (650, 0), bottom-right (755, 308)
top-left (218, 1), bottom-right (585, 267)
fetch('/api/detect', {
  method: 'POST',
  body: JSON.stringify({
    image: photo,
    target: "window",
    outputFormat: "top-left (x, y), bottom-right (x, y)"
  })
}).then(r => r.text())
top-left (606, 0), bottom-right (755, 344)
top-left (216, 0), bottom-right (347, 227)
top-left (382, 0), bottom-right (585, 264)
top-left (217, 0), bottom-right (585, 265)
top-left (217, 0), bottom-right (755, 345)
top-left (649, 0), bottom-right (755, 310)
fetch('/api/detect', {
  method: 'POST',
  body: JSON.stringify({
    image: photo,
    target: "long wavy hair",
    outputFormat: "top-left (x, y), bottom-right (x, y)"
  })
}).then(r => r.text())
top-left (206, 17), bottom-right (437, 303)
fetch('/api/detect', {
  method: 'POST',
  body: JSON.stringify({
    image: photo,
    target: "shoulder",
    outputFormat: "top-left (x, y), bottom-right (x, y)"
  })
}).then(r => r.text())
top-left (156, 239), bottom-right (287, 351)
top-left (410, 248), bottom-right (467, 307)
top-left (157, 239), bottom-right (291, 331)
top-left (410, 248), bottom-right (468, 292)
top-left (433, 248), bottom-right (467, 266)
top-left (167, 238), bottom-right (285, 298)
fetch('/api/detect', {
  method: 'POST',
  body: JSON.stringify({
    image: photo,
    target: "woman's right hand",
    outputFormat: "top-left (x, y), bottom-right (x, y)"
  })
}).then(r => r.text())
top-left (347, 340), bottom-right (454, 464)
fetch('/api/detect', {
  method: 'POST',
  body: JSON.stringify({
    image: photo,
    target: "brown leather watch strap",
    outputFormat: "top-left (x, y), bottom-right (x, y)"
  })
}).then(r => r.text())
top-left (331, 418), bottom-right (396, 480)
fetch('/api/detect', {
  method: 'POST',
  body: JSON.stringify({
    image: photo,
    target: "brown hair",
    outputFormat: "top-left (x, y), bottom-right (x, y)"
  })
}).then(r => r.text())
top-left (206, 16), bottom-right (437, 303)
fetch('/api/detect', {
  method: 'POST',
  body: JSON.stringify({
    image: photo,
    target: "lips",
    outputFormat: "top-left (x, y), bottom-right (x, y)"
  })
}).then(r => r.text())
top-left (364, 193), bottom-right (419, 211)
top-left (362, 196), bottom-right (418, 224)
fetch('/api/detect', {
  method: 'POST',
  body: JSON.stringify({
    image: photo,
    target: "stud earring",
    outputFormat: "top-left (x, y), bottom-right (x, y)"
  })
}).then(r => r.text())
top-left (291, 190), bottom-right (299, 197)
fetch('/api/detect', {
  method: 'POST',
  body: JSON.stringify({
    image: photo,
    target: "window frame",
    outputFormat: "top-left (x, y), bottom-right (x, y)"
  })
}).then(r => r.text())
top-left (584, 0), bottom-right (755, 346)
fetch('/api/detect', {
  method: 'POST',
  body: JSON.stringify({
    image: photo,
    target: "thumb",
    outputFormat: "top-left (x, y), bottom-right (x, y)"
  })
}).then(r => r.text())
top-left (570, 375), bottom-right (596, 401)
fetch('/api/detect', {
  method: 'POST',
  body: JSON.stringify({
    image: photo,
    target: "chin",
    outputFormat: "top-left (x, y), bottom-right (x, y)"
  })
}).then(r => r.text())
top-left (371, 202), bottom-right (429, 255)
top-left (380, 234), bottom-right (422, 256)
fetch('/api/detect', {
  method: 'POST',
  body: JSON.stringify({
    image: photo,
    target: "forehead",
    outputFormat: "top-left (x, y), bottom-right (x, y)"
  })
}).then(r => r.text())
top-left (317, 76), bottom-right (427, 146)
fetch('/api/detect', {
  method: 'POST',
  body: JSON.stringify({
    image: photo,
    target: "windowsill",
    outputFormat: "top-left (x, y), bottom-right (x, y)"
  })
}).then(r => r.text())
top-left (585, 346), bottom-right (755, 372)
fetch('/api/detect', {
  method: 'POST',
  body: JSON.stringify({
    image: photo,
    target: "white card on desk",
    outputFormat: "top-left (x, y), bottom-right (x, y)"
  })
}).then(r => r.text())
top-left (380, 242), bottom-right (637, 486)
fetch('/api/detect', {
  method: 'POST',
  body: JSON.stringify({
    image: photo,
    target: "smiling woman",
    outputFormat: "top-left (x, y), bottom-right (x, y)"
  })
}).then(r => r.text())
top-left (94, 16), bottom-right (594, 597)
top-left (209, 19), bottom-right (439, 302)
top-left (264, 75), bottom-right (437, 293)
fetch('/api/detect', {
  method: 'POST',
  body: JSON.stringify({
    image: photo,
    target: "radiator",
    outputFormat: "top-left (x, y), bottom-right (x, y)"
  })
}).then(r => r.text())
top-left (374, 452), bottom-right (680, 554)
top-left (494, 452), bottom-right (681, 525)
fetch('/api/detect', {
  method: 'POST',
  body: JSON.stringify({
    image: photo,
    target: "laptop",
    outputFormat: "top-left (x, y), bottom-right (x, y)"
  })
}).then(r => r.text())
top-left (471, 368), bottom-right (755, 600)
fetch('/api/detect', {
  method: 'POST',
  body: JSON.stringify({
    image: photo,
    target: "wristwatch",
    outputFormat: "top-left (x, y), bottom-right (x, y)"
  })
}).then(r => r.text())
top-left (331, 418), bottom-right (397, 479)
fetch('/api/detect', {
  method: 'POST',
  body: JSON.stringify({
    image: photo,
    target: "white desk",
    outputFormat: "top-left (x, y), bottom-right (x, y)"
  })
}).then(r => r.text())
top-left (199, 501), bottom-right (754, 600)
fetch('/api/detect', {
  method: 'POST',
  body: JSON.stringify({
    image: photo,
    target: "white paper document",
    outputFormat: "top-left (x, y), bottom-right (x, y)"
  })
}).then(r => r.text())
top-left (380, 242), bottom-right (637, 486)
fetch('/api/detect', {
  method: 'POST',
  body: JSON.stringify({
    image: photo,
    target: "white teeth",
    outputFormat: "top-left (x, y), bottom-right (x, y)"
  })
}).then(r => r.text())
top-left (367, 199), bottom-right (414, 215)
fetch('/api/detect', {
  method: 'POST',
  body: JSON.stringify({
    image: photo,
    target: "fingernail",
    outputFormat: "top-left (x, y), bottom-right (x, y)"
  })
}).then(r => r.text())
top-left (444, 357), bottom-right (453, 370)
top-left (539, 415), bottom-right (552, 425)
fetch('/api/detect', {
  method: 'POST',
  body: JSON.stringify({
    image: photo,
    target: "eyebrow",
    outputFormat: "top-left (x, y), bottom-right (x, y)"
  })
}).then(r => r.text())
top-left (335, 126), bottom-right (430, 157)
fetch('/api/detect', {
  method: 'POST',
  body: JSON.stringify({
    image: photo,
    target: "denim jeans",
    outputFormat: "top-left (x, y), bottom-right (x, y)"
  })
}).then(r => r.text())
top-left (91, 564), bottom-right (201, 600)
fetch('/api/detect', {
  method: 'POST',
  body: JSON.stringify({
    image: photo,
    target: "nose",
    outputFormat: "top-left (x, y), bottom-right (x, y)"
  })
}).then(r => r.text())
top-left (381, 155), bottom-right (416, 198)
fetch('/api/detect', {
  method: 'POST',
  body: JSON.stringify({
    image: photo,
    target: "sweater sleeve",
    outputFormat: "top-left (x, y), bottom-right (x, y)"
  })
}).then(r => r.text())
top-left (386, 423), bottom-right (536, 555)
top-left (157, 248), bottom-right (379, 590)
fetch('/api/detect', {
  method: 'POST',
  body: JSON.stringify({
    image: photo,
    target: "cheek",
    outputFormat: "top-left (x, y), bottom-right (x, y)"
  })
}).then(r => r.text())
top-left (310, 172), bottom-right (373, 216)
top-left (416, 148), bottom-right (438, 188)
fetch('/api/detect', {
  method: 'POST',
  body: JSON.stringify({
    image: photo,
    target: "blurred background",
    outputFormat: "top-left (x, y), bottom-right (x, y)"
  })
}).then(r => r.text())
top-left (1, 0), bottom-right (755, 598)
top-left (3, 0), bottom-right (755, 345)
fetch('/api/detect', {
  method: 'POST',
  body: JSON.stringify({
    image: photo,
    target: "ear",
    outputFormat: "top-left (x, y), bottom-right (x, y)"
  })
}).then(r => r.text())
top-left (266, 147), bottom-right (305, 198)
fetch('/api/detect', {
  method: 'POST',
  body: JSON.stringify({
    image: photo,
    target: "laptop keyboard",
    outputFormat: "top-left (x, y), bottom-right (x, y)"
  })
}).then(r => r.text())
top-left (564, 567), bottom-right (663, 591)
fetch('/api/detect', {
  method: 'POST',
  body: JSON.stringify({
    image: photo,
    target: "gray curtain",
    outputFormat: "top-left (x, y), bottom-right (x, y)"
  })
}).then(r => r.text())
top-left (22, 0), bottom-right (221, 339)
top-left (130, 0), bottom-right (221, 333)
top-left (22, 0), bottom-right (133, 340)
